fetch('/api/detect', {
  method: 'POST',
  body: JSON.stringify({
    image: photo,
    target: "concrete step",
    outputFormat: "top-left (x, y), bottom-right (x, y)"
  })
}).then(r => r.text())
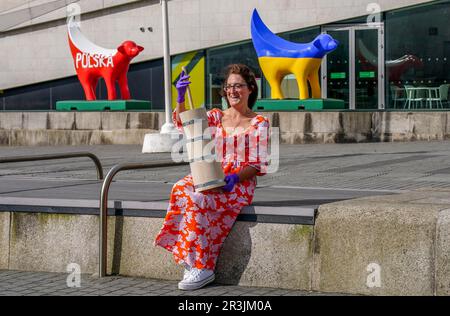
top-left (2, 111), bottom-right (450, 146)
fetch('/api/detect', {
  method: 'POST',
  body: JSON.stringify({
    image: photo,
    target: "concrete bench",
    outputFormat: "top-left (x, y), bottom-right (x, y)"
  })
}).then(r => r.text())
top-left (0, 190), bottom-right (316, 291)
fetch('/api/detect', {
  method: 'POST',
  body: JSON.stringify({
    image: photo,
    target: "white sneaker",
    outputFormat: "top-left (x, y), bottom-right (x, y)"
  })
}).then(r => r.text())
top-left (178, 268), bottom-right (215, 291)
top-left (182, 263), bottom-right (191, 281)
top-left (183, 268), bottom-right (191, 281)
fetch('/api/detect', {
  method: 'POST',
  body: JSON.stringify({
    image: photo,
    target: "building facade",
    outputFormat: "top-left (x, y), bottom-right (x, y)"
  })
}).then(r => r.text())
top-left (0, 0), bottom-right (448, 111)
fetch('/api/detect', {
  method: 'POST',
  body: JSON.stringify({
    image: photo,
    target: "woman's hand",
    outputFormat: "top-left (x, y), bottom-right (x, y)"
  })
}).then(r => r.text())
top-left (204, 167), bottom-right (258, 194)
top-left (176, 71), bottom-right (191, 104)
top-left (222, 173), bottom-right (240, 192)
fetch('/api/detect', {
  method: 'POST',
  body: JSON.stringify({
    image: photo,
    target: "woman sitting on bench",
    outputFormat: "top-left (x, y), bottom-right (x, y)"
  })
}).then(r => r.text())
top-left (154, 64), bottom-right (270, 291)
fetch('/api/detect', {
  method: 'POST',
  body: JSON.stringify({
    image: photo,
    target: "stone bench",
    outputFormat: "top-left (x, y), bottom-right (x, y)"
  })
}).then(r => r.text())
top-left (0, 195), bottom-right (316, 290)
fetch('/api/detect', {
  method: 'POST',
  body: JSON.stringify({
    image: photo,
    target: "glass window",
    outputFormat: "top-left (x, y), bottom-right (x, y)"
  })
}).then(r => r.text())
top-left (4, 83), bottom-right (53, 110)
top-left (206, 41), bottom-right (261, 108)
top-left (1, 59), bottom-right (165, 111)
top-left (386, 0), bottom-right (450, 110)
top-left (52, 79), bottom-right (85, 105)
top-left (128, 59), bottom-right (165, 110)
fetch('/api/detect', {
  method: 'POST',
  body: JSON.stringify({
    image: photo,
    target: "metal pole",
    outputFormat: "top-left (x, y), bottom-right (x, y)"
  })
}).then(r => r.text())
top-left (161, 0), bottom-right (172, 126)
top-left (0, 152), bottom-right (104, 180)
top-left (99, 161), bottom-right (188, 277)
top-left (99, 165), bottom-right (120, 278)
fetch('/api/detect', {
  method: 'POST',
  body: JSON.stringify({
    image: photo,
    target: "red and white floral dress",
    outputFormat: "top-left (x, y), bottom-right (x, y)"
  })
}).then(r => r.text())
top-left (154, 108), bottom-right (270, 271)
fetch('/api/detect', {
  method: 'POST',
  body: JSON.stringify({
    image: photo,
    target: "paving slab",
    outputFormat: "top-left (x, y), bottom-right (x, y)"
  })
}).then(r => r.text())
top-left (0, 270), bottom-right (347, 296)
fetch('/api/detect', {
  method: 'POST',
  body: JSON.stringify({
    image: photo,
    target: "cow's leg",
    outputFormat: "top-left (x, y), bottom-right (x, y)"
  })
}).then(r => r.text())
top-left (295, 72), bottom-right (310, 100)
top-left (80, 74), bottom-right (97, 101)
top-left (118, 73), bottom-right (131, 100)
top-left (264, 69), bottom-right (284, 99)
top-left (91, 77), bottom-right (99, 98)
top-left (104, 76), bottom-right (117, 100)
top-left (271, 72), bottom-right (285, 100)
top-left (308, 71), bottom-right (321, 99)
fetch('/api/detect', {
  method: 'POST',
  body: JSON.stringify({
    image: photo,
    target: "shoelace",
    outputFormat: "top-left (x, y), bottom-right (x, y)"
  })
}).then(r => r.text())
top-left (189, 268), bottom-right (202, 281)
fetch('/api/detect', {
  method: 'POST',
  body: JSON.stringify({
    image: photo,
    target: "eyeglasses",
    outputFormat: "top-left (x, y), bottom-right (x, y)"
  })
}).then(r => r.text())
top-left (224, 83), bottom-right (248, 91)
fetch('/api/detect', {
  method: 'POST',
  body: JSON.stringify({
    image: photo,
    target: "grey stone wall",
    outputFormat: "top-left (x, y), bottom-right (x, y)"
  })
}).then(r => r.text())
top-left (313, 190), bottom-right (450, 295)
top-left (0, 111), bottom-right (161, 146)
top-left (0, 213), bottom-right (10, 270)
top-left (0, 212), bottom-right (313, 290)
top-left (0, 111), bottom-right (449, 146)
top-left (270, 111), bottom-right (450, 144)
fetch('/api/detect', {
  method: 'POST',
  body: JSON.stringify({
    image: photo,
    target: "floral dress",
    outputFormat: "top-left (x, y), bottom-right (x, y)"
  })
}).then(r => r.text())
top-left (154, 108), bottom-right (270, 271)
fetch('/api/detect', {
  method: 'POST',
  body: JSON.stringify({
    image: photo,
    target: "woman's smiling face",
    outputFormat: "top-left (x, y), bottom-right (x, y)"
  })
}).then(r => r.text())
top-left (225, 74), bottom-right (252, 108)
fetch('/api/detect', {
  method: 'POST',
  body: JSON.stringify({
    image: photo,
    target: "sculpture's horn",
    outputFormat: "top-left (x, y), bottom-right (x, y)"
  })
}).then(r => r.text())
top-left (251, 8), bottom-right (338, 59)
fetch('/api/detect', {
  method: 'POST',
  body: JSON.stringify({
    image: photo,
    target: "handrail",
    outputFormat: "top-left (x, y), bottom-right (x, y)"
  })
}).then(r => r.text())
top-left (99, 160), bottom-right (188, 277)
top-left (0, 152), bottom-right (104, 180)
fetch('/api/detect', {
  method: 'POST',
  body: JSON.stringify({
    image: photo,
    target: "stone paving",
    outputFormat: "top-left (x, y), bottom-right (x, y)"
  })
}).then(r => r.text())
top-left (0, 270), bottom-right (334, 296)
top-left (1, 141), bottom-right (450, 192)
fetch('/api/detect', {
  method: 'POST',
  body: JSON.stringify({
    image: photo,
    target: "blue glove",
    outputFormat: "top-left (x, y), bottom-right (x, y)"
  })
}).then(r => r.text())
top-left (222, 173), bottom-right (240, 192)
top-left (176, 71), bottom-right (191, 103)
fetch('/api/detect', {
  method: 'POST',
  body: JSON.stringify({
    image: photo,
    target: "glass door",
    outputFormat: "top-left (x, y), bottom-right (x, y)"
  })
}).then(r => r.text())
top-left (355, 28), bottom-right (380, 109)
top-left (323, 30), bottom-right (350, 108)
top-left (322, 24), bottom-right (384, 110)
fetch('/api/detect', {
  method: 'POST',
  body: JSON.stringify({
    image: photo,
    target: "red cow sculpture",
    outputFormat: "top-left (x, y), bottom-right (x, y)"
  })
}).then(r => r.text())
top-left (386, 54), bottom-right (423, 83)
top-left (68, 16), bottom-right (144, 101)
top-left (357, 39), bottom-right (423, 83)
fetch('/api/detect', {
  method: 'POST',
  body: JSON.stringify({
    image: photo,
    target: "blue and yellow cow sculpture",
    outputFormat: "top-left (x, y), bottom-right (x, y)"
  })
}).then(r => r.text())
top-left (251, 9), bottom-right (339, 100)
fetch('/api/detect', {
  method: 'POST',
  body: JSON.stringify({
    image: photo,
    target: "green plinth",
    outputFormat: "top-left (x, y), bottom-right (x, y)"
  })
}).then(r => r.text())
top-left (56, 100), bottom-right (152, 111)
top-left (253, 99), bottom-right (345, 111)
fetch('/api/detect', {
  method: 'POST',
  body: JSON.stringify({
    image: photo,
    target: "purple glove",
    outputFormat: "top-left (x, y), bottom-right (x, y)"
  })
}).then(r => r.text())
top-left (222, 173), bottom-right (240, 192)
top-left (176, 71), bottom-right (191, 103)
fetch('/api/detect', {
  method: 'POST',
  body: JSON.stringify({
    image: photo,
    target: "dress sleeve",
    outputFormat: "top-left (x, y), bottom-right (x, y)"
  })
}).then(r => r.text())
top-left (206, 108), bottom-right (223, 127)
top-left (247, 116), bottom-right (270, 177)
top-left (172, 110), bottom-right (184, 133)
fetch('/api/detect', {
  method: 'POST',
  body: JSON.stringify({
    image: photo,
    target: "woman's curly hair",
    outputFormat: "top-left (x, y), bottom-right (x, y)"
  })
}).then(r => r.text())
top-left (220, 64), bottom-right (258, 108)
